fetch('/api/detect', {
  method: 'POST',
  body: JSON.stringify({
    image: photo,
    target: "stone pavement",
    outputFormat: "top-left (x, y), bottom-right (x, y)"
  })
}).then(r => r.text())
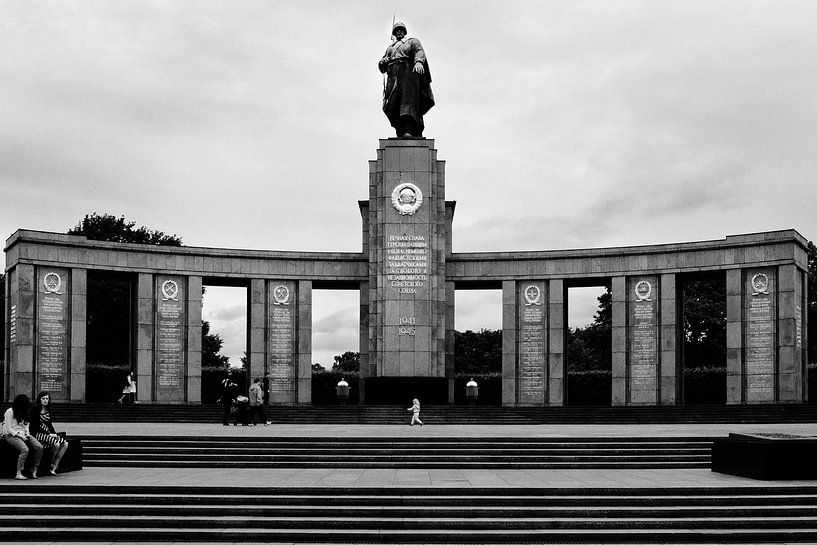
top-left (5, 422), bottom-right (817, 490)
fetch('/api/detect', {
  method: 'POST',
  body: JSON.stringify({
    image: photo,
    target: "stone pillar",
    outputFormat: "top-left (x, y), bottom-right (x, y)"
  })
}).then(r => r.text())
top-left (743, 267), bottom-right (777, 403)
top-left (3, 269), bottom-right (9, 401)
top-left (358, 281), bottom-right (369, 404)
top-left (627, 275), bottom-right (660, 405)
top-left (611, 276), bottom-right (627, 406)
top-left (6, 264), bottom-right (35, 399)
top-left (70, 269), bottom-right (87, 402)
top-left (247, 279), bottom-right (266, 386)
top-left (659, 273), bottom-right (678, 405)
top-left (547, 279), bottom-right (564, 406)
top-left (267, 280), bottom-right (299, 404)
top-left (802, 272), bottom-right (810, 402)
top-left (445, 281), bottom-right (456, 404)
top-left (136, 273), bottom-right (154, 403)
top-left (778, 264), bottom-right (804, 402)
top-left (186, 276), bottom-right (202, 403)
top-left (367, 139), bottom-right (447, 381)
top-left (725, 269), bottom-right (743, 404)
top-left (501, 280), bottom-right (516, 406)
top-left (297, 280), bottom-right (312, 404)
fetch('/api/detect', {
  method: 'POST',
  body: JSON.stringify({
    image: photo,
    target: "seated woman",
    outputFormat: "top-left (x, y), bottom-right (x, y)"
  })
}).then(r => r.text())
top-left (1, 394), bottom-right (43, 480)
top-left (30, 391), bottom-right (69, 475)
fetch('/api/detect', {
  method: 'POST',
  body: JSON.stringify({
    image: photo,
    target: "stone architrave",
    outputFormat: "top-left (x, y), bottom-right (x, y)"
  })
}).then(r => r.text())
top-left (744, 268), bottom-right (777, 403)
top-left (36, 267), bottom-right (70, 400)
top-left (517, 281), bottom-right (548, 405)
top-left (267, 280), bottom-right (297, 404)
top-left (154, 275), bottom-right (186, 402)
top-left (628, 276), bottom-right (659, 405)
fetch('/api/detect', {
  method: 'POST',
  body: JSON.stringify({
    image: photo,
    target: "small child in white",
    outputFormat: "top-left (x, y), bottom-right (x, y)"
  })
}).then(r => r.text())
top-left (407, 398), bottom-right (423, 426)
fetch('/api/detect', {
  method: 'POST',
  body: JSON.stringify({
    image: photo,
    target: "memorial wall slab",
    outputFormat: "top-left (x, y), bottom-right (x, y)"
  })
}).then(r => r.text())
top-left (743, 267), bottom-right (776, 402)
top-left (628, 276), bottom-right (659, 404)
top-left (517, 281), bottom-right (547, 405)
top-left (36, 267), bottom-right (69, 400)
top-left (154, 275), bottom-right (186, 402)
top-left (268, 280), bottom-right (297, 403)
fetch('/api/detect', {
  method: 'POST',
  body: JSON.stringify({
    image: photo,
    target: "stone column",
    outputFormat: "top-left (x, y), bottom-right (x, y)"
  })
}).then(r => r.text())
top-left (136, 273), bottom-right (154, 403)
top-left (70, 269), bottom-right (87, 402)
top-left (611, 276), bottom-right (627, 406)
top-left (659, 273), bottom-right (678, 405)
top-left (154, 275), bottom-right (187, 403)
top-left (514, 281), bottom-right (548, 406)
top-left (297, 280), bottom-right (312, 404)
top-left (6, 264), bottom-right (35, 399)
top-left (34, 267), bottom-right (71, 401)
top-left (501, 280), bottom-right (516, 406)
top-left (547, 279), bottom-right (564, 406)
top-left (247, 279), bottom-right (266, 385)
top-left (186, 276), bottom-right (202, 403)
top-left (778, 264), bottom-right (804, 402)
top-left (358, 281), bottom-right (369, 404)
top-left (445, 281), bottom-right (456, 404)
top-left (725, 269), bottom-right (743, 404)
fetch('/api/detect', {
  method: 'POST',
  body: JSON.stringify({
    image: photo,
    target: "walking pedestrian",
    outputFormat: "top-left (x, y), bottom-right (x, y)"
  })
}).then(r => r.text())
top-left (248, 378), bottom-right (270, 426)
top-left (407, 398), bottom-right (423, 426)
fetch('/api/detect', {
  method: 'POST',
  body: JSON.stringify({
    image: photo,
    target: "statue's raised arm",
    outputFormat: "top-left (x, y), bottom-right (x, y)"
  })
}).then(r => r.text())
top-left (379, 21), bottom-right (434, 138)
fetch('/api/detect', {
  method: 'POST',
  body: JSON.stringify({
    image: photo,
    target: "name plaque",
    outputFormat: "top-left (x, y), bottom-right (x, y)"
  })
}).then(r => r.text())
top-left (518, 283), bottom-right (546, 402)
top-left (36, 268), bottom-right (69, 397)
top-left (744, 270), bottom-right (776, 400)
top-left (268, 282), bottom-right (296, 396)
top-left (155, 276), bottom-right (186, 400)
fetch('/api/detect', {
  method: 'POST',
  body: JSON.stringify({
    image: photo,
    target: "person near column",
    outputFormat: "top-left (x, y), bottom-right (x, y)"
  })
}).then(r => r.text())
top-left (29, 391), bottom-right (69, 475)
top-left (219, 377), bottom-right (237, 426)
top-left (406, 398), bottom-right (423, 426)
top-left (2, 394), bottom-right (43, 480)
top-left (262, 374), bottom-right (271, 406)
top-left (117, 372), bottom-right (136, 404)
top-left (248, 378), bottom-right (271, 426)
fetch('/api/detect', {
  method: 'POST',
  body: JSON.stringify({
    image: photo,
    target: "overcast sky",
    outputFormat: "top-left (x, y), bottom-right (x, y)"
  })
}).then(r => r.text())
top-left (2, 1), bottom-right (815, 366)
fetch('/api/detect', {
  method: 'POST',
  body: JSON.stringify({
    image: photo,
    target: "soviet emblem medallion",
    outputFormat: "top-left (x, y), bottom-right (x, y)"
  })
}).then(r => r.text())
top-left (751, 273), bottom-right (769, 295)
top-left (43, 272), bottom-right (62, 295)
top-left (634, 280), bottom-right (652, 302)
top-left (391, 183), bottom-right (423, 216)
top-left (161, 280), bottom-right (179, 301)
top-left (273, 285), bottom-right (291, 305)
top-left (524, 285), bottom-right (541, 306)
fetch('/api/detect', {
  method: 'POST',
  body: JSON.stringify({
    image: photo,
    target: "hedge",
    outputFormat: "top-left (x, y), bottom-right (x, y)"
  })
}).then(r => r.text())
top-left (683, 366), bottom-right (726, 405)
top-left (566, 369), bottom-right (611, 406)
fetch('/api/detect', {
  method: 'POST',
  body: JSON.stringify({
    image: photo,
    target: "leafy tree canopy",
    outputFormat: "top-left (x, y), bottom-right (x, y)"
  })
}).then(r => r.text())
top-left (332, 351), bottom-right (360, 373)
top-left (454, 329), bottom-right (502, 375)
top-left (68, 213), bottom-right (182, 246)
top-left (202, 320), bottom-right (229, 368)
top-left (312, 362), bottom-right (326, 373)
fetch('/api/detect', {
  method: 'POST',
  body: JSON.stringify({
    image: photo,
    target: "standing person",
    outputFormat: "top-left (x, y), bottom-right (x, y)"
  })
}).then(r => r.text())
top-left (2, 394), bottom-right (43, 480)
top-left (262, 373), bottom-right (270, 406)
top-left (219, 377), bottom-right (236, 426)
top-left (378, 20), bottom-right (434, 138)
top-left (30, 391), bottom-right (69, 475)
top-left (248, 378), bottom-right (270, 426)
top-left (406, 398), bottom-right (423, 426)
top-left (117, 372), bottom-right (136, 404)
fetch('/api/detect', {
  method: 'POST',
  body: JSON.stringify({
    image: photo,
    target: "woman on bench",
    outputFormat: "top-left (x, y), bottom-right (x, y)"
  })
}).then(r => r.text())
top-left (1, 394), bottom-right (43, 480)
top-left (30, 391), bottom-right (69, 475)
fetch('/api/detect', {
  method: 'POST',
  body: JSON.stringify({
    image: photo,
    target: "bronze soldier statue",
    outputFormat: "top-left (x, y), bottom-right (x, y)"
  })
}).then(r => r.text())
top-left (378, 21), bottom-right (434, 138)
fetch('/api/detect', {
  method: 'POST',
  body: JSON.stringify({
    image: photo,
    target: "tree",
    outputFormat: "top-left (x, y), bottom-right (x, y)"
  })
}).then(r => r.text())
top-left (201, 320), bottom-right (229, 368)
top-left (312, 362), bottom-right (326, 373)
top-left (68, 213), bottom-right (182, 246)
top-left (681, 277), bottom-right (726, 368)
top-left (332, 351), bottom-right (360, 373)
top-left (567, 287), bottom-right (612, 372)
top-left (454, 329), bottom-right (502, 375)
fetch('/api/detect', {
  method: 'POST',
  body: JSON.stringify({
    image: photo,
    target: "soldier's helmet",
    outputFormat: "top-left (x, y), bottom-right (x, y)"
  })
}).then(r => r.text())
top-left (392, 21), bottom-right (407, 36)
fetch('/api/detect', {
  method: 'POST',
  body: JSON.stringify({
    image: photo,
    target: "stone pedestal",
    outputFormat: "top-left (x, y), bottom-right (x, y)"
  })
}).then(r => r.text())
top-left (365, 139), bottom-right (449, 396)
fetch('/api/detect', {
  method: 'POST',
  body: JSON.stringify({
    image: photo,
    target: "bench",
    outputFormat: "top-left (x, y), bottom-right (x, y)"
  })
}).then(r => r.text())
top-left (0, 435), bottom-right (83, 478)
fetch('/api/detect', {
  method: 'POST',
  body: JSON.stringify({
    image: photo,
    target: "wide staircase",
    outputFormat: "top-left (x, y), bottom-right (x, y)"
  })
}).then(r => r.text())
top-left (3, 484), bottom-right (817, 543)
top-left (79, 435), bottom-right (712, 469)
top-left (54, 402), bottom-right (817, 424)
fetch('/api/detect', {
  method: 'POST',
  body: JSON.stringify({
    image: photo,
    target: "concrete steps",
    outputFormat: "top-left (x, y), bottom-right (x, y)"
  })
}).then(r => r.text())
top-left (3, 485), bottom-right (817, 542)
top-left (55, 403), bottom-right (817, 424)
top-left (77, 436), bottom-right (713, 469)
